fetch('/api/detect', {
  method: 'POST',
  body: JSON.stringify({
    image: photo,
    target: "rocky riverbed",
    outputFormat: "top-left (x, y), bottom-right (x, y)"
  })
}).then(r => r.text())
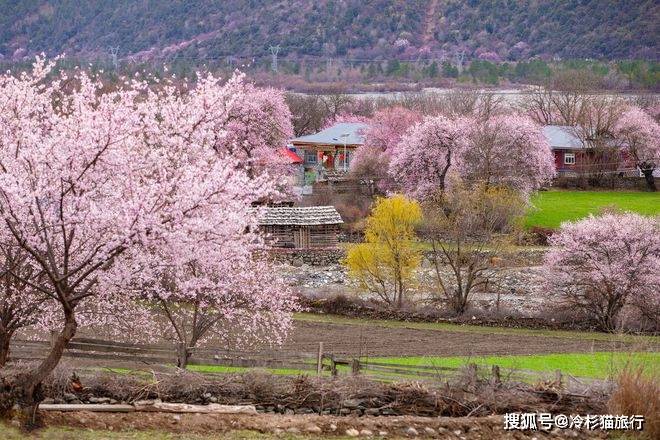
top-left (280, 262), bottom-right (557, 316)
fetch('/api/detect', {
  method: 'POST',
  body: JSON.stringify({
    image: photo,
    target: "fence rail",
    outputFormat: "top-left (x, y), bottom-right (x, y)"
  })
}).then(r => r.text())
top-left (10, 336), bottom-right (565, 384)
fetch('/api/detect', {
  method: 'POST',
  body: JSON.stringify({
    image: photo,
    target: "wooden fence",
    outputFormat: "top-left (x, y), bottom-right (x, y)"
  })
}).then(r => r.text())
top-left (9, 336), bottom-right (565, 385)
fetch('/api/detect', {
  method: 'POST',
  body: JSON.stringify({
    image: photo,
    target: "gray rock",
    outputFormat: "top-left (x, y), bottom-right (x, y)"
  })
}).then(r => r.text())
top-left (342, 398), bottom-right (363, 409)
top-left (63, 392), bottom-right (77, 402)
top-left (405, 427), bottom-right (419, 437)
top-left (42, 398), bottom-right (55, 404)
top-left (360, 429), bottom-right (373, 436)
top-left (365, 408), bottom-right (380, 416)
top-left (345, 428), bottom-right (360, 437)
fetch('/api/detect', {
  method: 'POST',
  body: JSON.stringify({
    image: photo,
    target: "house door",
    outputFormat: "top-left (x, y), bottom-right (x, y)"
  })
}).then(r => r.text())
top-left (293, 227), bottom-right (310, 249)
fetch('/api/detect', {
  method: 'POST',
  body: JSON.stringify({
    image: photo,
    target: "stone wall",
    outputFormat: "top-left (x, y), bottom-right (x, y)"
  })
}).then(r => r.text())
top-left (269, 248), bottom-right (346, 266)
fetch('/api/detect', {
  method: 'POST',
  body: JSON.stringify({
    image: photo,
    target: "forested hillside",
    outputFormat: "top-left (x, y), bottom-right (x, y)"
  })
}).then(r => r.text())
top-left (1, 0), bottom-right (657, 62)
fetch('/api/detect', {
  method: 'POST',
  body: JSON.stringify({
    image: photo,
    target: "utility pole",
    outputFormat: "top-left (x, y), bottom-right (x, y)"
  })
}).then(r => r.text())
top-left (269, 45), bottom-right (280, 73)
top-left (455, 50), bottom-right (465, 74)
top-left (109, 46), bottom-right (120, 70)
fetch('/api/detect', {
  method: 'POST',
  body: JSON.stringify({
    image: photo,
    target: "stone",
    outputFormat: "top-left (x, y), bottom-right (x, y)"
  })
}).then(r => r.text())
top-left (345, 428), bottom-right (360, 437)
top-left (424, 427), bottom-right (436, 435)
top-left (284, 408), bottom-right (294, 415)
top-left (63, 392), bottom-right (77, 402)
top-left (365, 408), bottom-right (380, 416)
top-left (378, 432), bottom-right (388, 437)
top-left (380, 408), bottom-right (397, 416)
top-left (286, 427), bottom-right (300, 434)
top-left (329, 423), bottom-right (337, 432)
top-left (88, 396), bottom-right (111, 404)
top-left (294, 407), bottom-right (314, 414)
top-left (453, 430), bottom-right (462, 435)
top-left (405, 427), bottom-right (419, 437)
top-left (339, 408), bottom-right (352, 415)
top-left (306, 425), bottom-right (322, 434)
top-left (342, 398), bottom-right (364, 408)
top-left (42, 398), bottom-right (55, 405)
top-left (359, 429), bottom-right (373, 436)
top-left (171, 414), bottom-right (181, 422)
top-left (292, 258), bottom-right (304, 267)
top-left (209, 396), bottom-right (218, 403)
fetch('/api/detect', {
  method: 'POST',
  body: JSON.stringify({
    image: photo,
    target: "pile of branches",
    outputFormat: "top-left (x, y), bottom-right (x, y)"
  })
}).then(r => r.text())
top-left (33, 365), bottom-right (606, 418)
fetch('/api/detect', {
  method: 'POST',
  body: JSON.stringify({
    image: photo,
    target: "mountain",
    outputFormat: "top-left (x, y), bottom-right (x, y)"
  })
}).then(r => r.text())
top-left (1, 0), bottom-right (658, 62)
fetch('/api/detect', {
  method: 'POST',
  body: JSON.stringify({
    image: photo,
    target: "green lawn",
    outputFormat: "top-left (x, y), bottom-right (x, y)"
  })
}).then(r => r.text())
top-left (366, 351), bottom-right (660, 380)
top-left (525, 190), bottom-right (660, 229)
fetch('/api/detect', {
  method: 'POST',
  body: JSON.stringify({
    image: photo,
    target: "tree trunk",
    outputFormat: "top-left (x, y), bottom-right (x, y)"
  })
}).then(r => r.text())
top-left (641, 167), bottom-right (657, 192)
top-left (14, 310), bottom-right (77, 429)
top-left (176, 343), bottom-right (191, 369)
top-left (0, 329), bottom-right (12, 367)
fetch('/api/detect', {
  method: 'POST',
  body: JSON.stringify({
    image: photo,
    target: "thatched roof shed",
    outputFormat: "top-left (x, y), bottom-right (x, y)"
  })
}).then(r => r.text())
top-left (258, 206), bottom-right (343, 249)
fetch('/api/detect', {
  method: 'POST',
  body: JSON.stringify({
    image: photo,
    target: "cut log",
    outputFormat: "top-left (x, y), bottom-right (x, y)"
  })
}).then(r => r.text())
top-left (134, 401), bottom-right (258, 414)
top-left (39, 404), bottom-right (135, 412)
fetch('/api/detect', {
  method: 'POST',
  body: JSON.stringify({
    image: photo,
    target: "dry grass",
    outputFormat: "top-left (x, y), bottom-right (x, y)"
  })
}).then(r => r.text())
top-left (608, 365), bottom-right (659, 439)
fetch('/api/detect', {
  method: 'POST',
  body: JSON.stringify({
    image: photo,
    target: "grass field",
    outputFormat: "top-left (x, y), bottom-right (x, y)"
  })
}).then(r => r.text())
top-left (525, 190), bottom-right (660, 229)
top-left (365, 351), bottom-right (659, 380)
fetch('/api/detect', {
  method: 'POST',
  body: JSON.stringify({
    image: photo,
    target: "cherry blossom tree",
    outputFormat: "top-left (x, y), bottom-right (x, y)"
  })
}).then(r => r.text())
top-left (544, 213), bottom-right (660, 332)
top-left (389, 116), bottom-right (468, 199)
top-left (350, 106), bottom-right (421, 193)
top-left (221, 81), bottom-right (293, 174)
top-left (460, 114), bottom-right (556, 195)
top-left (0, 59), bottom-right (296, 424)
top-left (612, 106), bottom-right (660, 191)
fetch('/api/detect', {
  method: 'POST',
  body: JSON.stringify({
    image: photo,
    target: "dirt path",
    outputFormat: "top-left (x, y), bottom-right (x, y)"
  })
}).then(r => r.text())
top-left (38, 412), bottom-right (608, 439)
top-left (423, 0), bottom-right (440, 45)
top-left (281, 320), bottom-right (636, 357)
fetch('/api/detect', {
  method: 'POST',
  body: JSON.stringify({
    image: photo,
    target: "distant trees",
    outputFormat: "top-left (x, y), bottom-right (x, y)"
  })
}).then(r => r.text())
top-left (544, 213), bottom-right (660, 332)
top-left (345, 195), bottom-right (422, 308)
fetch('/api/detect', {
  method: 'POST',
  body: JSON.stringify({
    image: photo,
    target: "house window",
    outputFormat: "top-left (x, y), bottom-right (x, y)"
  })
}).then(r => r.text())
top-left (304, 150), bottom-right (317, 165)
top-left (564, 153), bottom-right (576, 165)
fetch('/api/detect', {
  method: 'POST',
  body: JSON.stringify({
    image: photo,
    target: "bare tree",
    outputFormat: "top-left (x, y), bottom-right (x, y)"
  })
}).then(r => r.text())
top-left (422, 183), bottom-right (526, 315)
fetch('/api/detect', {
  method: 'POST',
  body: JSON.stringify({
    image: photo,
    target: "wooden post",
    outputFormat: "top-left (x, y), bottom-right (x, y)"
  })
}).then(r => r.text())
top-left (467, 363), bottom-right (478, 391)
top-left (491, 365), bottom-right (501, 386)
top-left (317, 342), bottom-right (323, 376)
top-left (351, 359), bottom-right (360, 376)
top-left (555, 369), bottom-right (563, 387)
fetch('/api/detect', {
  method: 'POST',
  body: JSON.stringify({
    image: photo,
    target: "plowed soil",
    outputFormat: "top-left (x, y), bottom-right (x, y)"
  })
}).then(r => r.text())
top-left (280, 320), bottom-right (631, 357)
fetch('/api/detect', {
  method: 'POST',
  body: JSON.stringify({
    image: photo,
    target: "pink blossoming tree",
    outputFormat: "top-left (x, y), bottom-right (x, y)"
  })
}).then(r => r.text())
top-left (350, 106), bottom-right (421, 193)
top-left (389, 116), bottom-right (467, 199)
top-left (460, 114), bottom-right (556, 195)
top-left (544, 213), bottom-right (660, 332)
top-left (612, 106), bottom-right (660, 191)
top-left (0, 59), bottom-right (296, 423)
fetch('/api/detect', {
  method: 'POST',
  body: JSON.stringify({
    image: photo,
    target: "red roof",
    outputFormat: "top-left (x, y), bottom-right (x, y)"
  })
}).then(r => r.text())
top-left (279, 148), bottom-right (303, 164)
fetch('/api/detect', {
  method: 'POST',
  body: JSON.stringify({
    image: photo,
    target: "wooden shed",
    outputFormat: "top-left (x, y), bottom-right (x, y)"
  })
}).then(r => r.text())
top-left (258, 206), bottom-right (343, 249)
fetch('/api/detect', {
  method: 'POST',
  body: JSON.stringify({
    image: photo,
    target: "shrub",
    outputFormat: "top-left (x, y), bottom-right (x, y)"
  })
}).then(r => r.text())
top-left (608, 365), bottom-right (659, 439)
